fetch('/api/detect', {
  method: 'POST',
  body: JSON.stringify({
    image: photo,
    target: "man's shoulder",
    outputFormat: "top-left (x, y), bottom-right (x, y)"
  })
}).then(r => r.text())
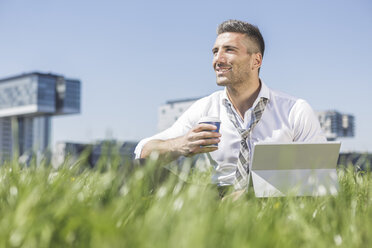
top-left (183, 90), bottom-right (224, 118)
top-left (202, 90), bottom-right (225, 100)
top-left (193, 90), bottom-right (224, 105)
top-left (267, 86), bottom-right (302, 105)
top-left (266, 85), bottom-right (315, 118)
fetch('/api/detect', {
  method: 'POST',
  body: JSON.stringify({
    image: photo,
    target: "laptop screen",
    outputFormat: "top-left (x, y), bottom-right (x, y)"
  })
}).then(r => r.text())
top-left (250, 142), bottom-right (341, 197)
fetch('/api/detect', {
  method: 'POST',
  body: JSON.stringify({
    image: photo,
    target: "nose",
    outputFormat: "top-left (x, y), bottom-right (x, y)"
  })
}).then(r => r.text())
top-left (213, 50), bottom-right (226, 67)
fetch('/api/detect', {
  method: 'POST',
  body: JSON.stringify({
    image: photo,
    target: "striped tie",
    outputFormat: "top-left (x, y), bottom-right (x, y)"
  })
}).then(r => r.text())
top-left (224, 97), bottom-right (268, 191)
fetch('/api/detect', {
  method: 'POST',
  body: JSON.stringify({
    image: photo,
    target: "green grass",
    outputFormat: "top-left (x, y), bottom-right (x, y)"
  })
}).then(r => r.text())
top-left (0, 155), bottom-right (371, 248)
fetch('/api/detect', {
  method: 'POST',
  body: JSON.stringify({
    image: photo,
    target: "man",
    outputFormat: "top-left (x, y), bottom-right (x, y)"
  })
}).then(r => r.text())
top-left (135, 20), bottom-right (326, 193)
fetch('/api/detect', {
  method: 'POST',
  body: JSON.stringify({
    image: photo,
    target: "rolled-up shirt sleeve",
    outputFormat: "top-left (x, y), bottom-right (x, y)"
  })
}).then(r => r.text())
top-left (289, 99), bottom-right (327, 142)
top-left (134, 98), bottom-right (207, 159)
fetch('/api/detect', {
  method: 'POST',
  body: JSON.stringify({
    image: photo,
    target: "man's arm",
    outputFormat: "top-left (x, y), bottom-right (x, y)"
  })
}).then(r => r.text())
top-left (290, 99), bottom-right (327, 142)
top-left (140, 123), bottom-right (221, 162)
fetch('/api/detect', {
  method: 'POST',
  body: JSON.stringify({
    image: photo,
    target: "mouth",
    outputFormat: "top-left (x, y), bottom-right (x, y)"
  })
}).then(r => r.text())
top-left (215, 66), bottom-right (232, 76)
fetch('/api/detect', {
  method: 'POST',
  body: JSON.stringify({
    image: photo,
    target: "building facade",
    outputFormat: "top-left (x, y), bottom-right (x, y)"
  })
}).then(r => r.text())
top-left (0, 72), bottom-right (81, 162)
top-left (316, 111), bottom-right (354, 141)
top-left (52, 140), bottom-right (138, 168)
top-left (157, 98), bottom-right (355, 141)
top-left (158, 98), bottom-right (201, 132)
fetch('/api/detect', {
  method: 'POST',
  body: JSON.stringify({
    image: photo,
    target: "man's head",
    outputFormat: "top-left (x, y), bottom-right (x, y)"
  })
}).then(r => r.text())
top-left (217, 19), bottom-right (265, 57)
top-left (213, 20), bottom-right (265, 87)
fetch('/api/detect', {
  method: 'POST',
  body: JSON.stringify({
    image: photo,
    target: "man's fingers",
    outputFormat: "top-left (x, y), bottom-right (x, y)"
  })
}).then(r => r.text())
top-left (192, 146), bottom-right (218, 154)
top-left (196, 137), bottom-right (220, 146)
top-left (192, 123), bottom-right (218, 133)
top-left (183, 123), bottom-right (221, 156)
top-left (187, 138), bottom-right (220, 155)
top-left (189, 131), bottom-right (221, 141)
top-left (188, 137), bottom-right (220, 147)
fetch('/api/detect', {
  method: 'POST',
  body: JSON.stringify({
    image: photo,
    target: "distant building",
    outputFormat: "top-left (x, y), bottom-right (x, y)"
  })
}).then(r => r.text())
top-left (52, 140), bottom-right (138, 168)
top-left (157, 98), bottom-right (355, 141)
top-left (158, 97), bottom-right (201, 132)
top-left (317, 111), bottom-right (354, 141)
top-left (0, 118), bottom-right (12, 160)
top-left (0, 72), bottom-right (81, 162)
top-left (52, 141), bottom-right (90, 167)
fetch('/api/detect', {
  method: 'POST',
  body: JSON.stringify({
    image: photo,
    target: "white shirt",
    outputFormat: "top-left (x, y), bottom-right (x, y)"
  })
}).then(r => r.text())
top-left (135, 81), bottom-right (326, 185)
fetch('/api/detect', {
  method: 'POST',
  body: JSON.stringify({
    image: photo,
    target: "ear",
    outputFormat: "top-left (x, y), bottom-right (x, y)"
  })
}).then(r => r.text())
top-left (252, 53), bottom-right (263, 70)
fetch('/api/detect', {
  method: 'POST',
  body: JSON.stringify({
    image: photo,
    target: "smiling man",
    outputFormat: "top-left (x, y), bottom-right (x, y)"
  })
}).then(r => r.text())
top-left (134, 20), bottom-right (326, 195)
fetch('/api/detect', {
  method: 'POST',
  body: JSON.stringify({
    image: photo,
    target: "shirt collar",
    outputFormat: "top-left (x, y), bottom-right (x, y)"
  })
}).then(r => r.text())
top-left (221, 79), bottom-right (270, 108)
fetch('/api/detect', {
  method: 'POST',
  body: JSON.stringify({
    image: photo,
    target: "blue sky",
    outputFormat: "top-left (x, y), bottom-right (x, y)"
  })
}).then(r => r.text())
top-left (1, 0), bottom-right (371, 152)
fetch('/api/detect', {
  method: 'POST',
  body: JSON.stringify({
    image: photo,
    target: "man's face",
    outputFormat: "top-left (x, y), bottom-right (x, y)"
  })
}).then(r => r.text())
top-left (212, 32), bottom-right (259, 87)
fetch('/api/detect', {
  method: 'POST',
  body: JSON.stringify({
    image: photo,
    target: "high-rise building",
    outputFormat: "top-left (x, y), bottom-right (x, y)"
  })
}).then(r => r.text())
top-left (0, 72), bottom-right (81, 162)
top-left (316, 111), bottom-right (354, 141)
top-left (157, 98), bottom-right (355, 141)
top-left (0, 117), bottom-right (12, 160)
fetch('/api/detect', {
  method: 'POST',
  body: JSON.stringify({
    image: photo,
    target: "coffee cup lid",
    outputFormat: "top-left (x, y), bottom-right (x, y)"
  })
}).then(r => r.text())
top-left (198, 116), bottom-right (221, 123)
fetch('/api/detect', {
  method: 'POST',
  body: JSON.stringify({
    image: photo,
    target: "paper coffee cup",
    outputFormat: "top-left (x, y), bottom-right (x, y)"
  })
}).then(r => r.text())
top-left (198, 117), bottom-right (221, 148)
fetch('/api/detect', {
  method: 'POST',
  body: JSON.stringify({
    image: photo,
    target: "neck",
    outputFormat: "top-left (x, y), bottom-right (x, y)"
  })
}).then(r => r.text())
top-left (226, 78), bottom-right (261, 120)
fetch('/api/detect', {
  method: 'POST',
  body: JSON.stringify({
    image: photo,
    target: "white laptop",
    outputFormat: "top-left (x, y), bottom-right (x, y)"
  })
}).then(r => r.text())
top-left (250, 142), bottom-right (341, 197)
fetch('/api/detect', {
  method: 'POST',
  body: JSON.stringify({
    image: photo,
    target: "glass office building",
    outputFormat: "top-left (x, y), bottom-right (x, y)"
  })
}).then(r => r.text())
top-left (0, 72), bottom-right (81, 162)
top-left (317, 111), bottom-right (354, 141)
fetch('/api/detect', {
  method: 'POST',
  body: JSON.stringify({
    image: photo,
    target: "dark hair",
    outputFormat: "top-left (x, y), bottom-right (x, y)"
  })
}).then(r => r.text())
top-left (217, 19), bottom-right (265, 57)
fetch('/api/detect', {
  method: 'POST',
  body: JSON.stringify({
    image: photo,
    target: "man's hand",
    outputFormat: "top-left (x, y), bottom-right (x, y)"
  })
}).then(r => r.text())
top-left (140, 123), bottom-right (221, 160)
top-left (176, 123), bottom-right (221, 157)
